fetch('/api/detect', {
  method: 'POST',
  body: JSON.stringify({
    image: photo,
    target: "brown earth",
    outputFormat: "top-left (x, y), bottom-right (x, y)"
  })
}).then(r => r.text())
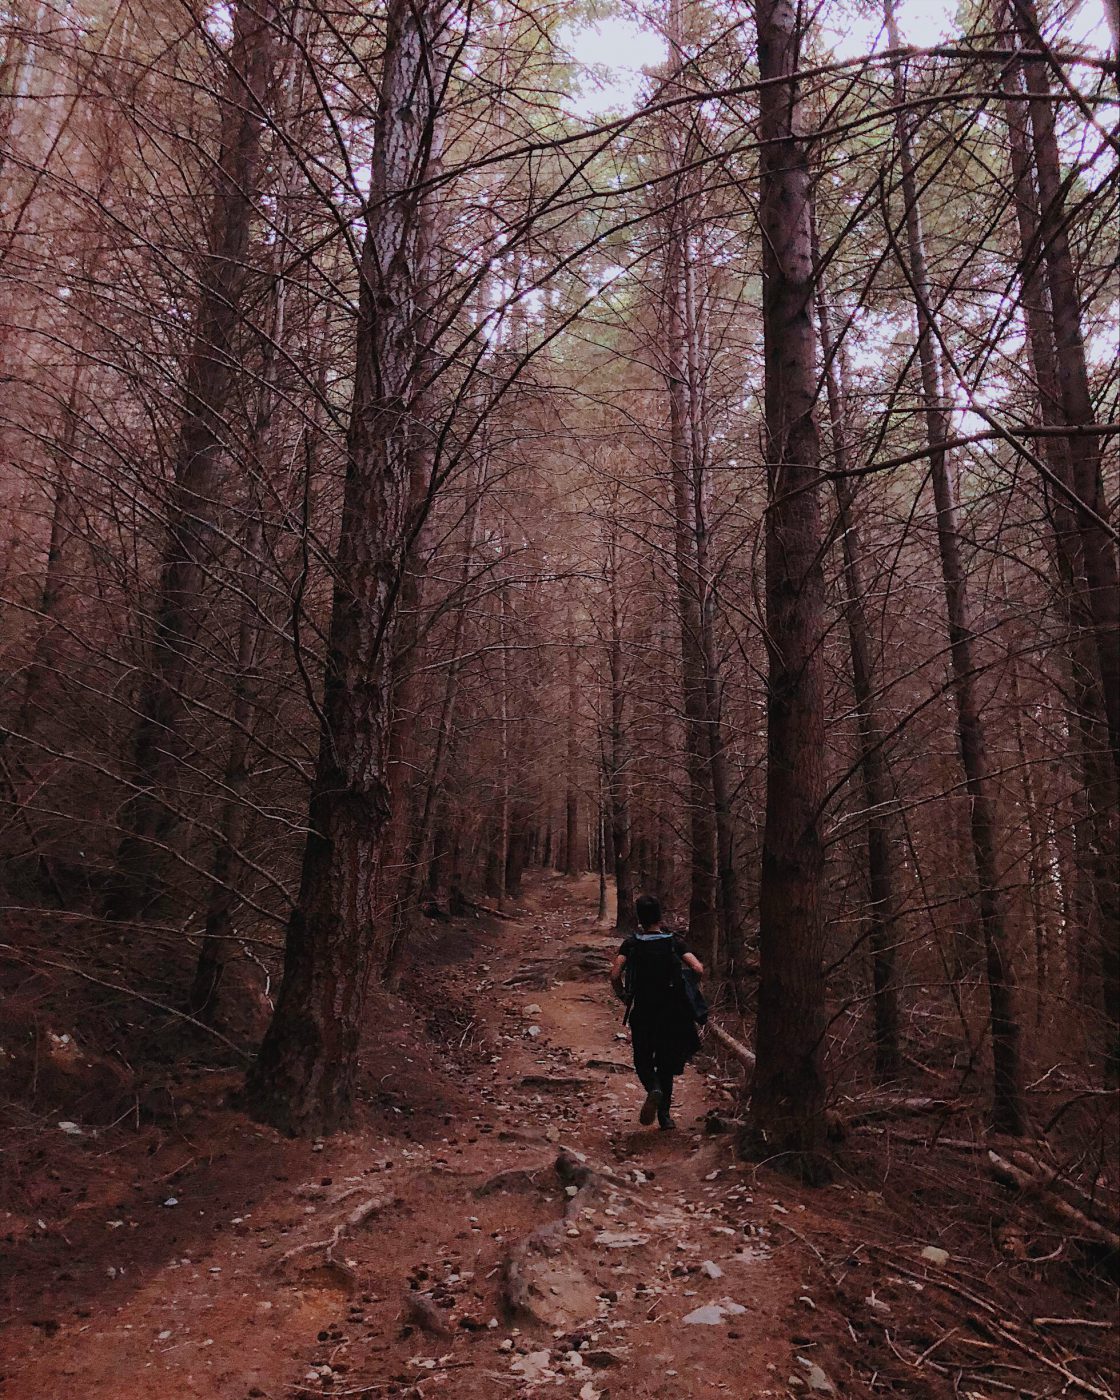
top-left (1, 873), bottom-right (1116, 1399)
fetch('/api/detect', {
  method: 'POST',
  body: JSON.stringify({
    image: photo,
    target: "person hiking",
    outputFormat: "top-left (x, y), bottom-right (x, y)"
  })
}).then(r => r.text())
top-left (610, 893), bottom-right (705, 1131)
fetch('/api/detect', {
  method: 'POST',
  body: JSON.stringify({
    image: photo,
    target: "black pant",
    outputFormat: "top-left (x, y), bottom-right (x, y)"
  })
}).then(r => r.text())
top-left (631, 1019), bottom-right (674, 1117)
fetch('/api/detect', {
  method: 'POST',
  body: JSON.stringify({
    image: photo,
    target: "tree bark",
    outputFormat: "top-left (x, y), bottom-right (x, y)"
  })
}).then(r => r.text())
top-left (385, 459), bottom-right (486, 978)
top-left (813, 237), bottom-right (902, 1082)
top-left (744, 0), bottom-right (831, 1181)
top-left (563, 633), bottom-right (581, 874)
top-left (1010, 0), bottom-right (1120, 783)
top-left (605, 522), bottom-right (634, 930)
top-left (187, 511), bottom-right (263, 1023)
top-left (104, 0), bottom-right (278, 920)
top-left (1000, 9), bottom-right (1120, 1079)
top-left (246, 0), bottom-right (451, 1135)
top-left (886, 1), bottom-right (1024, 1133)
top-left (665, 245), bottom-right (719, 971)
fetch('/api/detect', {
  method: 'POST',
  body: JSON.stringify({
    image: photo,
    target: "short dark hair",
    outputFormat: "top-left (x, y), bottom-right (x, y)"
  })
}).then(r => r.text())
top-left (635, 894), bottom-right (662, 929)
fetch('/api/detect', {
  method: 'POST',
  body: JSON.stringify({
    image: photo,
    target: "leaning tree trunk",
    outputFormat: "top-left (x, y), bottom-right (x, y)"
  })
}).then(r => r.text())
top-left (813, 239), bottom-right (902, 1082)
top-left (745, 0), bottom-right (831, 1182)
top-left (246, 0), bottom-right (450, 1135)
top-left (999, 33), bottom-right (1120, 1076)
top-left (887, 0), bottom-right (1024, 1134)
top-left (104, 0), bottom-right (278, 921)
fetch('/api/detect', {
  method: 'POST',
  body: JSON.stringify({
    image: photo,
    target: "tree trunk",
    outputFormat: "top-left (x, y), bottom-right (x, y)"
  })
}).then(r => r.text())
top-left (597, 801), bottom-right (609, 923)
top-left (665, 244), bottom-right (719, 970)
top-left (682, 239), bottom-right (744, 980)
top-left (563, 635), bottom-right (580, 873)
top-left (813, 236), bottom-right (902, 1082)
top-left (385, 459), bottom-right (486, 977)
top-left (1010, 0), bottom-right (1120, 782)
top-left (188, 513), bottom-right (263, 1023)
top-left (887, 0), bottom-right (1024, 1133)
top-left (744, 0), bottom-right (831, 1181)
top-left (496, 579), bottom-right (511, 908)
top-left (190, 106), bottom-right (306, 1020)
top-left (605, 524), bottom-right (634, 929)
top-left (104, 0), bottom-right (278, 920)
top-left (246, 0), bottom-right (450, 1135)
top-left (1005, 649), bottom-right (1050, 1028)
top-left (1001, 11), bottom-right (1120, 1078)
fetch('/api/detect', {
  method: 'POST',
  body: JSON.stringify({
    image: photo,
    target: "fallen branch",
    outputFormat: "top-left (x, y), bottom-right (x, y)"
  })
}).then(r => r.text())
top-left (1032, 1318), bottom-right (1116, 1331)
top-left (464, 898), bottom-right (517, 920)
top-left (0, 942), bottom-right (253, 1060)
top-left (882, 1253), bottom-right (1115, 1399)
top-left (985, 1318), bottom-right (1115, 1400)
top-left (706, 1020), bottom-right (756, 1069)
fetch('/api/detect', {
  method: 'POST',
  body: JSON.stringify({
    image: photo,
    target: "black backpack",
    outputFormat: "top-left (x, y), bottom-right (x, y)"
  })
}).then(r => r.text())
top-left (622, 931), bottom-right (708, 1027)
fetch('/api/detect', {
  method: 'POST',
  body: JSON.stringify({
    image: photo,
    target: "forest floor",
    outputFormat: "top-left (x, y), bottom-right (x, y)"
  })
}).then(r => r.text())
top-left (1, 873), bottom-right (1117, 1400)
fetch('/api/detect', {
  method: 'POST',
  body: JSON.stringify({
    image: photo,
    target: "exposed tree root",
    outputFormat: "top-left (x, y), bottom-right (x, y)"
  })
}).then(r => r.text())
top-left (272, 1193), bottom-right (395, 1286)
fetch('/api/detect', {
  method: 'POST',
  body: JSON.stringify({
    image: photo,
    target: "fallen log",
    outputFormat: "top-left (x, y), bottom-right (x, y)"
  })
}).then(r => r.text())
top-left (845, 1095), bottom-right (961, 1127)
top-left (1006, 1149), bottom-right (1118, 1221)
top-left (988, 1151), bottom-right (1120, 1253)
top-left (860, 1129), bottom-right (990, 1152)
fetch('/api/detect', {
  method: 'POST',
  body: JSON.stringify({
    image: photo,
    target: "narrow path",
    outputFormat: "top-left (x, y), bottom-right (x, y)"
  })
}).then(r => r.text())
top-left (1, 876), bottom-right (812, 1399)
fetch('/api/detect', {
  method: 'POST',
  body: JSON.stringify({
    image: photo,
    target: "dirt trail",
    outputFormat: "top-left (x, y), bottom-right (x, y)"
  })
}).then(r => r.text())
top-left (1, 876), bottom-right (819, 1399)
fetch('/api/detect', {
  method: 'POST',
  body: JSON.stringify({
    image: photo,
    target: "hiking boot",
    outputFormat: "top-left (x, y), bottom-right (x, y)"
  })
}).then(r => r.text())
top-left (638, 1087), bottom-right (662, 1125)
top-left (658, 1114), bottom-right (676, 1131)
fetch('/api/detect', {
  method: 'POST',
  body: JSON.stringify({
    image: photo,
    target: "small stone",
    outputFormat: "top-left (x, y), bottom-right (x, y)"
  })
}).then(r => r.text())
top-left (594, 1231), bottom-right (649, 1249)
top-left (682, 1299), bottom-right (745, 1326)
top-left (920, 1245), bottom-right (949, 1267)
top-left (683, 1305), bottom-right (725, 1325)
top-left (797, 1358), bottom-right (836, 1394)
top-left (699, 1260), bottom-right (724, 1279)
top-left (510, 1349), bottom-right (553, 1382)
